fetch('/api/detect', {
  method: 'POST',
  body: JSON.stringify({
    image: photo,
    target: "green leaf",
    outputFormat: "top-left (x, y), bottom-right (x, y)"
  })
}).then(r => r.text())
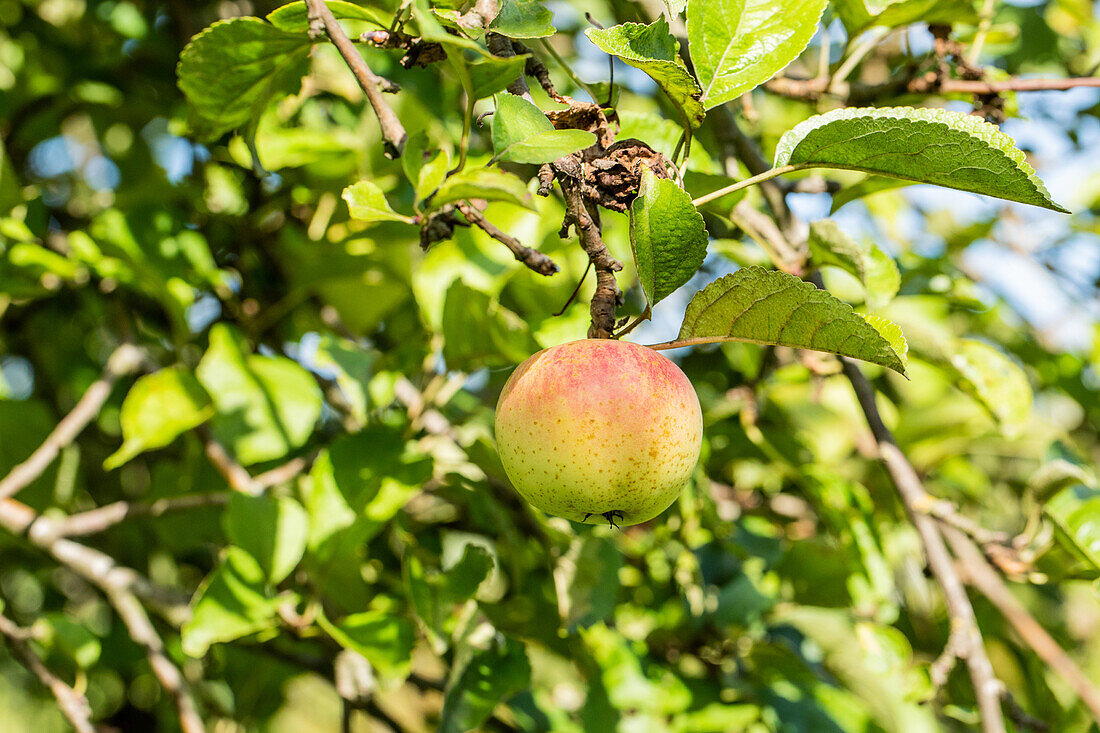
top-left (39, 614), bottom-right (101, 670)
top-left (489, 0), bottom-right (555, 38)
top-left (417, 150), bottom-right (452, 202)
top-left (343, 180), bottom-right (415, 224)
top-left (582, 623), bottom-right (692, 714)
top-left (266, 0), bottom-right (387, 31)
top-left (196, 324), bottom-right (323, 465)
top-left (177, 18), bottom-right (311, 139)
top-left (405, 544), bottom-right (494, 652)
top-left (469, 55), bottom-right (529, 99)
top-left (429, 168), bottom-right (535, 211)
top-left (442, 280), bottom-right (540, 369)
top-left (677, 266), bottom-right (908, 375)
top-left (1045, 485), bottom-right (1100, 575)
top-left (585, 19), bottom-right (705, 128)
top-left (313, 335), bottom-right (376, 427)
top-left (830, 175), bottom-right (913, 213)
top-left (687, 0), bottom-right (828, 109)
top-left (864, 315), bottom-right (909, 370)
top-left (440, 635), bottom-right (531, 733)
top-left (412, 0), bottom-right (483, 52)
top-left (775, 106), bottom-right (1069, 212)
top-left (629, 168), bottom-right (708, 307)
top-left (808, 219), bottom-right (900, 308)
top-left (182, 547), bottom-right (284, 657)
top-left (225, 493), bottom-right (310, 585)
top-left (834, 0), bottom-right (978, 36)
top-left (104, 367), bottom-right (214, 470)
top-left (1029, 459), bottom-right (1096, 502)
top-left (491, 94), bottom-right (596, 164)
top-left (318, 610), bottom-right (416, 679)
top-left (947, 339), bottom-right (1031, 438)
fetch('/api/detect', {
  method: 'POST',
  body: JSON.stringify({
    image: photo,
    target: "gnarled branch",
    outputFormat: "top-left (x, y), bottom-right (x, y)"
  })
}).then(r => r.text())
top-left (456, 201), bottom-right (559, 276)
top-left (305, 0), bottom-right (407, 157)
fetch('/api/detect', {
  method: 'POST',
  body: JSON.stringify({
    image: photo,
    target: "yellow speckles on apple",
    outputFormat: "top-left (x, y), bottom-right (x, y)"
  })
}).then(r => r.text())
top-left (494, 339), bottom-right (703, 527)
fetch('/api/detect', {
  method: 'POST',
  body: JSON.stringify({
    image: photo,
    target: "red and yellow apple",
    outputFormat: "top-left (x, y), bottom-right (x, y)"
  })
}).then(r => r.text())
top-left (494, 339), bottom-right (703, 526)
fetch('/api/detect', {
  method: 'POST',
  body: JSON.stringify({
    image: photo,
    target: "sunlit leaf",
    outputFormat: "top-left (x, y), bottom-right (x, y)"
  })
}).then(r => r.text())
top-left (834, 0), bottom-right (978, 36)
top-left (948, 338), bottom-right (1031, 438)
top-left (343, 180), bottom-right (415, 224)
top-left (677, 266), bottom-right (908, 374)
top-left (318, 610), bottom-right (416, 679)
top-left (429, 167), bottom-right (536, 211)
top-left (491, 94), bottom-right (596, 164)
top-left (182, 548), bottom-right (285, 657)
top-left (440, 635), bottom-right (531, 733)
top-left (266, 0), bottom-right (386, 31)
top-left (688, 0), bottom-right (828, 109)
top-left (225, 493), bottom-right (310, 585)
top-left (177, 18), bottom-right (311, 139)
top-left (808, 219), bottom-right (900, 307)
top-left (104, 367), bottom-right (213, 470)
top-left (585, 18), bottom-right (705, 128)
top-left (196, 324), bottom-right (322, 465)
top-left (775, 106), bottom-right (1068, 212)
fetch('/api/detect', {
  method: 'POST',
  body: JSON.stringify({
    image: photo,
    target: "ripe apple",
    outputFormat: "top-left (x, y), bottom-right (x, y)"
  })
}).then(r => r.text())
top-left (494, 339), bottom-right (703, 526)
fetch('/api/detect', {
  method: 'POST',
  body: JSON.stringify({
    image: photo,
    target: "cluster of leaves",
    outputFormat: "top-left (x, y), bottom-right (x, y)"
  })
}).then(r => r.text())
top-left (1, 0), bottom-right (1100, 731)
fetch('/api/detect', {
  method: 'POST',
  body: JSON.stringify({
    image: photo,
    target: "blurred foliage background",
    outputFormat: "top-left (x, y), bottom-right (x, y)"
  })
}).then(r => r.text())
top-left (2, 0), bottom-right (1100, 731)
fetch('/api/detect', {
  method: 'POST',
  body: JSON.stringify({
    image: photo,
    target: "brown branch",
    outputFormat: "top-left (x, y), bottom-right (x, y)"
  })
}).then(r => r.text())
top-left (0, 612), bottom-right (96, 733)
top-left (837, 355), bottom-right (1006, 733)
top-left (559, 178), bottom-right (622, 338)
top-left (306, 0), bottom-right (407, 157)
top-left (943, 525), bottom-right (1100, 722)
top-left (0, 344), bottom-right (143, 501)
top-left (200, 429), bottom-right (262, 495)
top-left (0, 497), bottom-right (202, 732)
top-left (456, 201), bottom-right (559, 276)
top-left (928, 626), bottom-right (965, 691)
top-left (41, 493), bottom-right (230, 539)
top-left (766, 74), bottom-right (1100, 103)
top-left (512, 39), bottom-right (567, 102)
top-left (456, 0), bottom-right (498, 30)
top-left (256, 453), bottom-right (316, 489)
top-left (486, 32), bottom-right (534, 100)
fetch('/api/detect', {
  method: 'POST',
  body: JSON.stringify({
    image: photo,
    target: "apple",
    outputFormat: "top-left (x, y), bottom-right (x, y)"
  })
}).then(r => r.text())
top-left (494, 339), bottom-right (703, 527)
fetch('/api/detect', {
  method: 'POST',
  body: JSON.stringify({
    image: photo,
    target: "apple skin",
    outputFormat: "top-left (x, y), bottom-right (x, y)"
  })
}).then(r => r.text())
top-left (494, 339), bottom-right (703, 526)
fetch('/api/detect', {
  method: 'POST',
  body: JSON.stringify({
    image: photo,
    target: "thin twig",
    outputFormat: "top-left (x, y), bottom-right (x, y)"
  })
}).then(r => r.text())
top-left (538, 38), bottom-right (600, 103)
top-left (306, 0), bottom-right (407, 157)
top-left (456, 201), bottom-right (559, 276)
top-left (200, 428), bottom-right (262, 495)
top-left (767, 74), bottom-right (1100, 103)
top-left (43, 493), bottom-right (230, 539)
top-left (0, 612), bottom-right (96, 733)
top-left (838, 356), bottom-right (1005, 732)
top-left (255, 453), bottom-right (316, 489)
top-left (552, 260), bottom-right (591, 316)
top-left (929, 626), bottom-right (965, 691)
top-left (0, 497), bottom-right (202, 731)
top-left (943, 524), bottom-right (1100, 722)
top-left (0, 344), bottom-right (143, 501)
top-left (691, 165), bottom-right (800, 207)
